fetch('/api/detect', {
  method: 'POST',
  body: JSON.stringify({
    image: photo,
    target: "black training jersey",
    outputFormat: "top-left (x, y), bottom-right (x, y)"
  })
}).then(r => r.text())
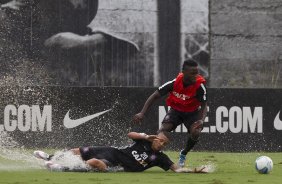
top-left (158, 79), bottom-right (207, 102)
top-left (116, 139), bottom-right (174, 172)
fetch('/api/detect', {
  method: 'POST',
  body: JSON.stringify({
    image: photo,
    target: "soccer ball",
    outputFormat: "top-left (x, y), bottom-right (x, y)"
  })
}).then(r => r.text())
top-left (255, 156), bottom-right (273, 174)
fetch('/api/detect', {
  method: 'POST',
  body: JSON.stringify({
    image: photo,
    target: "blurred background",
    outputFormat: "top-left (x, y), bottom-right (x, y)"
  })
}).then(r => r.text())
top-left (0, 0), bottom-right (282, 151)
top-left (0, 0), bottom-right (192, 87)
top-left (1, 0), bottom-right (280, 88)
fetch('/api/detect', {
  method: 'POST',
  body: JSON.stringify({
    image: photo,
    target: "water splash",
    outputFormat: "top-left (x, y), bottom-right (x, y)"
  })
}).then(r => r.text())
top-left (0, 131), bottom-right (41, 170)
top-left (41, 150), bottom-right (124, 172)
top-left (199, 162), bottom-right (216, 173)
top-left (49, 150), bottom-right (88, 170)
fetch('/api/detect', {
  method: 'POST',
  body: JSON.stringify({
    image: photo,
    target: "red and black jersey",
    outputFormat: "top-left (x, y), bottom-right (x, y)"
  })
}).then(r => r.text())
top-left (158, 73), bottom-right (207, 112)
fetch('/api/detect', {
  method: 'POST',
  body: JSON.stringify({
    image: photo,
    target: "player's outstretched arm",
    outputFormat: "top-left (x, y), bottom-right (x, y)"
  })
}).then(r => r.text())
top-left (198, 101), bottom-right (207, 122)
top-left (133, 90), bottom-right (161, 124)
top-left (127, 132), bottom-right (157, 142)
top-left (191, 102), bottom-right (207, 131)
top-left (170, 163), bottom-right (186, 172)
top-left (170, 164), bottom-right (207, 173)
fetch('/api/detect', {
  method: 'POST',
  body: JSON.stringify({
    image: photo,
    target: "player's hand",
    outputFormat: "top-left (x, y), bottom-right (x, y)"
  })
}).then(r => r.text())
top-left (172, 165), bottom-right (208, 173)
top-left (193, 166), bottom-right (208, 173)
top-left (133, 113), bottom-right (144, 124)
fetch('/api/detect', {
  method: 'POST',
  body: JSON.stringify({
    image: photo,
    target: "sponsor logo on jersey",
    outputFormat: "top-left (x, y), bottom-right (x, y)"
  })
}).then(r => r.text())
top-left (132, 151), bottom-right (149, 167)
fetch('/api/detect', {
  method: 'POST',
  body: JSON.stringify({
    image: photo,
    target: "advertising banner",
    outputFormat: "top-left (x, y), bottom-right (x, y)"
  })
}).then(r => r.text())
top-left (0, 87), bottom-right (281, 151)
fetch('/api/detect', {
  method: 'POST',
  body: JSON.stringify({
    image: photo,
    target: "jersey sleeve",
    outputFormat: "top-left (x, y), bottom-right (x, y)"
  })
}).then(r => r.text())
top-left (157, 152), bottom-right (174, 171)
top-left (157, 79), bottom-right (175, 96)
top-left (195, 83), bottom-right (207, 102)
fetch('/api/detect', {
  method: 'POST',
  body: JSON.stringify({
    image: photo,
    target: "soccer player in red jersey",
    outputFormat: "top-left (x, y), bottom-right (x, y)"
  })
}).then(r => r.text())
top-left (133, 59), bottom-right (207, 167)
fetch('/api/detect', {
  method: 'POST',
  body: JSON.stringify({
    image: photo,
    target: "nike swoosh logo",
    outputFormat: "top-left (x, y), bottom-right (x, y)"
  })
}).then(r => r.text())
top-left (64, 109), bottom-right (111, 128)
top-left (274, 111), bottom-right (282, 130)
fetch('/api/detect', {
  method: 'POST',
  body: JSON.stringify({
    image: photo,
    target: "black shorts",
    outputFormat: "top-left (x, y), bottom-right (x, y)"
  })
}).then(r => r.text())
top-left (79, 146), bottom-right (120, 166)
top-left (162, 108), bottom-right (200, 132)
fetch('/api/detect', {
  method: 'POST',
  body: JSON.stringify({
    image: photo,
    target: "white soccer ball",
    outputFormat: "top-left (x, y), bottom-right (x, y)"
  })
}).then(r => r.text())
top-left (255, 156), bottom-right (273, 174)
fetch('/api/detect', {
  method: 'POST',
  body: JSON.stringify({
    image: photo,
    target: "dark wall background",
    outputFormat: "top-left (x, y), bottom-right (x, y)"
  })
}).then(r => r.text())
top-left (0, 87), bottom-right (281, 152)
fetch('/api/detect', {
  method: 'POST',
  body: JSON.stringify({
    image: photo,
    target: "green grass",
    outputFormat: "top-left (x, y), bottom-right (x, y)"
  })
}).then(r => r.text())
top-left (0, 152), bottom-right (282, 184)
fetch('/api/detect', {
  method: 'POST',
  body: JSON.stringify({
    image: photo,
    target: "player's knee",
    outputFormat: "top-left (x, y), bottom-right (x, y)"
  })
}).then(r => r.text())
top-left (87, 159), bottom-right (99, 166)
top-left (87, 158), bottom-right (107, 171)
top-left (158, 123), bottom-right (174, 133)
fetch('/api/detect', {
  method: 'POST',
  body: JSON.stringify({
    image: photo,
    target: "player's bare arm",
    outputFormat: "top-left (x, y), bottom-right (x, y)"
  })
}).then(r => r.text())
top-left (127, 132), bottom-right (157, 142)
top-left (170, 163), bottom-right (195, 173)
top-left (198, 101), bottom-right (207, 122)
top-left (133, 90), bottom-right (161, 124)
top-left (193, 101), bottom-right (207, 129)
top-left (170, 163), bottom-right (208, 173)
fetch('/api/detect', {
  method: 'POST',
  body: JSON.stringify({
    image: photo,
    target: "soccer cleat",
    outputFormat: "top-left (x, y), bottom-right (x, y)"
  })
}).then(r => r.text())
top-left (178, 150), bottom-right (186, 168)
top-left (44, 161), bottom-right (64, 172)
top-left (33, 150), bottom-right (50, 161)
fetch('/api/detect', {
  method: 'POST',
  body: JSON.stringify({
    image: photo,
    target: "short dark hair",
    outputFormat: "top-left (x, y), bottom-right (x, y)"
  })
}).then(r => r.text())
top-left (182, 59), bottom-right (198, 70)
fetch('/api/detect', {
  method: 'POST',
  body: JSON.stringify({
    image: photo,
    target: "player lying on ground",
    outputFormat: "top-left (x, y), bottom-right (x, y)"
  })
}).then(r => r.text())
top-left (34, 132), bottom-right (207, 173)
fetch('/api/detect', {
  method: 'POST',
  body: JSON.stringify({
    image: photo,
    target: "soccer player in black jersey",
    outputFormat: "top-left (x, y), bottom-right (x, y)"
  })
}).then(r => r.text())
top-left (34, 132), bottom-right (206, 173)
top-left (133, 60), bottom-right (208, 167)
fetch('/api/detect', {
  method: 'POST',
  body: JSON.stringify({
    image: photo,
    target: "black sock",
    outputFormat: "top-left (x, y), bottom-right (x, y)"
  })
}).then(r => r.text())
top-left (181, 136), bottom-right (198, 155)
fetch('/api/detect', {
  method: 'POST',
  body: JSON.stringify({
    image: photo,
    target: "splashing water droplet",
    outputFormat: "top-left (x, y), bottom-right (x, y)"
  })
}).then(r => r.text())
top-left (0, 131), bottom-right (41, 170)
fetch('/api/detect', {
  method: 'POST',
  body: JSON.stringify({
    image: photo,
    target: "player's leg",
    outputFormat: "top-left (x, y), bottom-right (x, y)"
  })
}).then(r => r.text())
top-left (178, 135), bottom-right (199, 167)
top-left (178, 112), bottom-right (203, 167)
top-left (157, 122), bottom-right (174, 133)
top-left (181, 120), bottom-right (203, 155)
top-left (34, 150), bottom-right (67, 171)
top-left (157, 108), bottom-right (182, 134)
top-left (79, 146), bottom-right (119, 171)
top-left (34, 148), bottom-right (81, 161)
top-left (45, 147), bottom-right (108, 172)
top-left (86, 158), bottom-right (108, 171)
top-left (71, 147), bottom-right (108, 171)
top-left (33, 150), bottom-right (52, 161)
